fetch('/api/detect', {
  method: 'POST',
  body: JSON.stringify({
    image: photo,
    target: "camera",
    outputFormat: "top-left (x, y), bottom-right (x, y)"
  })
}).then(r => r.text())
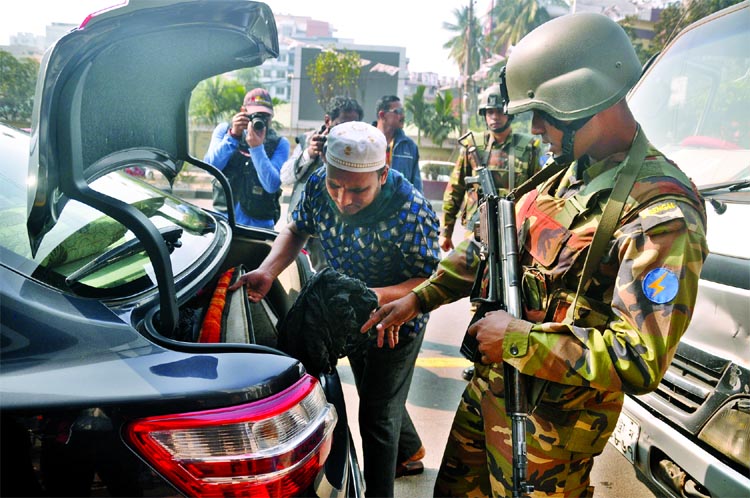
top-left (246, 114), bottom-right (267, 132)
top-left (251, 116), bottom-right (266, 132)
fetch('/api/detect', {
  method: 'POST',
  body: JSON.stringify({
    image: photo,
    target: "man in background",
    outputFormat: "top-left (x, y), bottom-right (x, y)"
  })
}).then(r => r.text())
top-left (280, 96), bottom-right (363, 269)
top-left (203, 88), bottom-right (290, 228)
top-left (375, 95), bottom-right (423, 192)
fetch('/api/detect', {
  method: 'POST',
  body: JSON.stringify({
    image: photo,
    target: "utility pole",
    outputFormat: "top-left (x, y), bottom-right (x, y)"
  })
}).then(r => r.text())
top-left (463, 0), bottom-right (474, 133)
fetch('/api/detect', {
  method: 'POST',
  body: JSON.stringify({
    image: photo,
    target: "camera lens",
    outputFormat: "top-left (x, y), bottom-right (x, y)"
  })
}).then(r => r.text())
top-left (251, 117), bottom-right (266, 131)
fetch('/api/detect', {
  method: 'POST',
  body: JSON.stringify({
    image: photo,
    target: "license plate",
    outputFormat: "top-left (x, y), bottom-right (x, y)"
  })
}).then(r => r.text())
top-left (609, 412), bottom-right (639, 464)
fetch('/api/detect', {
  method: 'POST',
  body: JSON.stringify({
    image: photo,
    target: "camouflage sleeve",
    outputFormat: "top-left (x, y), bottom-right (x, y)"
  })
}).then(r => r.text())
top-left (412, 237), bottom-right (482, 312)
top-left (441, 150), bottom-right (469, 236)
top-left (504, 200), bottom-right (708, 395)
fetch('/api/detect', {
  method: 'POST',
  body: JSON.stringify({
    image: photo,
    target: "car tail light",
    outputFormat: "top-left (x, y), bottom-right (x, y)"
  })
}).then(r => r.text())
top-left (125, 375), bottom-right (336, 497)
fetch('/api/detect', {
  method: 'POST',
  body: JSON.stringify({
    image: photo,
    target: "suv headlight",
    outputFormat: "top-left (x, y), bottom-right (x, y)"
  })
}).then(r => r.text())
top-left (698, 397), bottom-right (750, 468)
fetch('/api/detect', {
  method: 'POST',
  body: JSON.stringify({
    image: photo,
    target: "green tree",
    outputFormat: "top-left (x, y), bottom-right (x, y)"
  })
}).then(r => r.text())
top-left (488, 0), bottom-right (557, 54)
top-left (623, 0), bottom-right (744, 64)
top-left (405, 85), bottom-right (433, 147)
top-left (443, 5), bottom-right (485, 79)
top-left (189, 76), bottom-right (247, 125)
top-left (0, 50), bottom-right (39, 127)
top-left (306, 49), bottom-right (361, 114)
top-left (427, 91), bottom-right (460, 147)
top-left (443, 3), bottom-right (484, 131)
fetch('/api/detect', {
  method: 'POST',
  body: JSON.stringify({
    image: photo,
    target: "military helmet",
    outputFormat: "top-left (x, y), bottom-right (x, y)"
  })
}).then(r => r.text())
top-left (477, 84), bottom-right (505, 116)
top-left (504, 13), bottom-right (641, 121)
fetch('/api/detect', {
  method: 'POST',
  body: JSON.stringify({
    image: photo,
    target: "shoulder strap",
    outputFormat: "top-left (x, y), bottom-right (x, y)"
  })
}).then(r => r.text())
top-left (566, 127), bottom-right (649, 324)
top-left (482, 133), bottom-right (495, 167)
top-left (509, 158), bottom-right (569, 201)
top-left (507, 136), bottom-right (517, 191)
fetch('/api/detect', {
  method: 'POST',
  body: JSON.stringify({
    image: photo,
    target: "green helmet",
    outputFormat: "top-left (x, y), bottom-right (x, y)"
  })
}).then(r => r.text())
top-left (477, 84), bottom-right (505, 116)
top-left (504, 13), bottom-right (641, 121)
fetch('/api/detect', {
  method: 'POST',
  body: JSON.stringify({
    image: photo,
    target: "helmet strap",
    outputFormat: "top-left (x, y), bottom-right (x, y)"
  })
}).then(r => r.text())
top-left (553, 115), bottom-right (592, 164)
top-left (488, 115), bottom-right (513, 134)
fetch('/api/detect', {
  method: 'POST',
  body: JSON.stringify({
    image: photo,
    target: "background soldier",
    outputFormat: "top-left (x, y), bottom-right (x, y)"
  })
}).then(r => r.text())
top-left (442, 84), bottom-right (540, 381)
top-left (440, 84), bottom-right (540, 253)
top-left (363, 12), bottom-right (708, 497)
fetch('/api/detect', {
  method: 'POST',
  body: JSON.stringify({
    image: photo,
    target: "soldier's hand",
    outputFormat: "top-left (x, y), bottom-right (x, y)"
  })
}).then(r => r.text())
top-left (439, 234), bottom-right (454, 252)
top-left (468, 310), bottom-right (513, 364)
top-left (360, 293), bottom-right (421, 349)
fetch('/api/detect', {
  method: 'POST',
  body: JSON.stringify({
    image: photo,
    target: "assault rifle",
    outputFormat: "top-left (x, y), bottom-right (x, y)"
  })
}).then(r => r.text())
top-left (458, 132), bottom-right (533, 498)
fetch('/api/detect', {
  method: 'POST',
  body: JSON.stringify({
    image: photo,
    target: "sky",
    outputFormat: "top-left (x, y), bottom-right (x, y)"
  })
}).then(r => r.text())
top-left (1, 0), bottom-right (494, 78)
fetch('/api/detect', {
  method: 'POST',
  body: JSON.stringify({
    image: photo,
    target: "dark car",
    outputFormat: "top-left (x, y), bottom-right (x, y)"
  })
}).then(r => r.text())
top-left (608, 2), bottom-right (750, 497)
top-left (0, 1), bottom-right (362, 496)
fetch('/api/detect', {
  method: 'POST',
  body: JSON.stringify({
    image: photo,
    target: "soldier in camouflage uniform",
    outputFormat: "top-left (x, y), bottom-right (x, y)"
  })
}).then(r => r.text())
top-left (361, 12), bottom-right (708, 498)
top-left (440, 84), bottom-right (540, 253)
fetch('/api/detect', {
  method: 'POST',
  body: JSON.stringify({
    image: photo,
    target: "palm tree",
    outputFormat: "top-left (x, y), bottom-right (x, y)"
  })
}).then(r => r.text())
top-left (443, 4), bottom-right (485, 77)
top-left (189, 76), bottom-right (247, 126)
top-left (488, 0), bottom-right (556, 55)
top-left (428, 91), bottom-right (461, 147)
top-left (444, 3), bottom-right (485, 131)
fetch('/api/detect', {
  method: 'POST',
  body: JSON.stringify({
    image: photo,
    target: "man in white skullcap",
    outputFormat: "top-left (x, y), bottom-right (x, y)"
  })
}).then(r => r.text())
top-left (231, 121), bottom-right (440, 497)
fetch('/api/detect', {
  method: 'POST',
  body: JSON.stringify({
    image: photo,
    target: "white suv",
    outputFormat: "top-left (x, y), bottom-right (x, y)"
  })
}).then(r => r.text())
top-left (611, 2), bottom-right (750, 497)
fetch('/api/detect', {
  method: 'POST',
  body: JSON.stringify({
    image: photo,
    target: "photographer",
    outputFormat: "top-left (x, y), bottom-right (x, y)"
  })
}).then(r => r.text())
top-left (280, 96), bottom-right (363, 270)
top-left (203, 88), bottom-right (290, 229)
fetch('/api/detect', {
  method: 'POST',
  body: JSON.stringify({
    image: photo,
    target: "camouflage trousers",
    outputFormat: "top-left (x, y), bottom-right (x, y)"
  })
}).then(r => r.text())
top-left (434, 364), bottom-right (597, 497)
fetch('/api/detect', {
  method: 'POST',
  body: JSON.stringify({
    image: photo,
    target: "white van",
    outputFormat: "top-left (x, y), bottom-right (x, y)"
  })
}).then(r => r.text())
top-left (610, 2), bottom-right (750, 497)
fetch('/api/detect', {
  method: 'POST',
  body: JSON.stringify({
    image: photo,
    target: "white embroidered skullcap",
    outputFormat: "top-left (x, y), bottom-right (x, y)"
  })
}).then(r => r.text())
top-left (324, 121), bottom-right (386, 172)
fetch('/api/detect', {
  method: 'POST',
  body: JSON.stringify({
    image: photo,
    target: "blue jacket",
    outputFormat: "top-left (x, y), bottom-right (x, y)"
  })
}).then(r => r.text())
top-left (389, 128), bottom-right (422, 192)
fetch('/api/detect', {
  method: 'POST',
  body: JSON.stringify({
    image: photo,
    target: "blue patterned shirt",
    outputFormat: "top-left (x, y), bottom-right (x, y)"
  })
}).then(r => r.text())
top-left (293, 168), bottom-right (440, 336)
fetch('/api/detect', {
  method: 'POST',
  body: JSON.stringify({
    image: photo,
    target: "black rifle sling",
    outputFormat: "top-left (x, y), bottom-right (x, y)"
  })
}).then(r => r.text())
top-left (566, 127), bottom-right (649, 323)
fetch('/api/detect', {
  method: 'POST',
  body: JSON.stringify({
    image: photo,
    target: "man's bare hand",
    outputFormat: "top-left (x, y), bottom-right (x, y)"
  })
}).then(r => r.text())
top-left (468, 309), bottom-right (513, 364)
top-left (360, 293), bottom-right (421, 349)
top-left (228, 269), bottom-right (274, 303)
top-left (245, 122), bottom-right (266, 148)
top-left (230, 112), bottom-right (249, 138)
top-left (307, 126), bottom-right (328, 159)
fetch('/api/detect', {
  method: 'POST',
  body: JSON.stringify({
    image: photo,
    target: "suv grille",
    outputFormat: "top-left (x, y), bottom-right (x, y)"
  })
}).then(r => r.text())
top-left (654, 349), bottom-right (726, 414)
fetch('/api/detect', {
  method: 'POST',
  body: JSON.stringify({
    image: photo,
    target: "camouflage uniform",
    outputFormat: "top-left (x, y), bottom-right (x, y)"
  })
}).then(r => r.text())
top-left (443, 132), bottom-right (539, 240)
top-left (415, 144), bottom-right (708, 497)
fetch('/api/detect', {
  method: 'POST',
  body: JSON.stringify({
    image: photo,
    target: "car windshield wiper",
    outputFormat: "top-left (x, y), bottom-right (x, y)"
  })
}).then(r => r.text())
top-left (729, 179), bottom-right (750, 192)
top-left (700, 178), bottom-right (750, 194)
top-left (65, 225), bottom-right (183, 286)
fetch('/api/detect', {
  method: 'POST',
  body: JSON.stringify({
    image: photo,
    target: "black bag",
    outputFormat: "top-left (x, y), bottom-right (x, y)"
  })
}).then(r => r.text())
top-left (277, 268), bottom-right (378, 376)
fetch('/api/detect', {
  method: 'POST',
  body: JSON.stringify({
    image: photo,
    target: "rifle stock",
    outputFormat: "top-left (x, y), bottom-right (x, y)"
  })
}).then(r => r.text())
top-left (460, 154), bottom-right (533, 497)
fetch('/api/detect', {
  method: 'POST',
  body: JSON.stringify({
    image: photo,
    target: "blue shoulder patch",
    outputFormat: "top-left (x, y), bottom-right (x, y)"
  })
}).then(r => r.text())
top-left (642, 268), bottom-right (679, 304)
